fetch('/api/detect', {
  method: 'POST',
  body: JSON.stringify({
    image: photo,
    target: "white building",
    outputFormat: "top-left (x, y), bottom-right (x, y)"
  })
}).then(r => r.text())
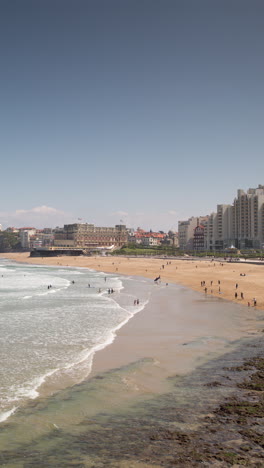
top-left (214, 204), bottom-right (235, 250)
top-left (233, 185), bottom-right (264, 249)
top-left (141, 236), bottom-right (159, 246)
top-left (178, 217), bottom-right (202, 250)
top-left (19, 229), bottom-right (36, 249)
top-left (204, 213), bottom-right (217, 251)
top-left (182, 185), bottom-right (264, 252)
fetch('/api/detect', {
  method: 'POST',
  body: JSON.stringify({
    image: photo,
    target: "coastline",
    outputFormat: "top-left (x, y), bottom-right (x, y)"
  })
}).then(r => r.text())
top-left (1, 252), bottom-right (264, 310)
top-left (1, 252), bottom-right (263, 384)
top-left (0, 253), bottom-right (263, 465)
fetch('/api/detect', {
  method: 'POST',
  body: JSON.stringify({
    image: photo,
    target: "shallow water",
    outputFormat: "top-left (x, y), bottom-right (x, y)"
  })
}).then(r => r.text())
top-left (0, 259), bottom-right (263, 466)
top-left (0, 259), bottom-right (150, 421)
top-left (0, 336), bottom-right (263, 467)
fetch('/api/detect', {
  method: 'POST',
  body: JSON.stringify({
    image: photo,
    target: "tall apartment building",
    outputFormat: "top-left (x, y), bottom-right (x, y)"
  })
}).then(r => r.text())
top-left (233, 185), bottom-right (264, 249)
top-left (180, 185), bottom-right (264, 251)
top-left (214, 204), bottom-right (235, 250)
top-left (204, 212), bottom-right (217, 251)
top-left (54, 223), bottom-right (127, 249)
top-left (178, 217), bottom-right (198, 250)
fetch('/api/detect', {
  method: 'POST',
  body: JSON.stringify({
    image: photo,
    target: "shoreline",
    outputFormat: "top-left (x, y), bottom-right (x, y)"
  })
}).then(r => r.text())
top-left (1, 252), bottom-right (264, 310)
top-left (1, 252), bottom-right (263, 389)
top-left (0, 253), bottom-right (263, 465)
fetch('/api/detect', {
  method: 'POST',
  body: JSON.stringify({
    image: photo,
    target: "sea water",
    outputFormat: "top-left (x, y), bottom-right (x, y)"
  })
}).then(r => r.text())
top-left (0, 258), bottom-right (150, 423)
top-left (0, 259), bottom-right (263, 466)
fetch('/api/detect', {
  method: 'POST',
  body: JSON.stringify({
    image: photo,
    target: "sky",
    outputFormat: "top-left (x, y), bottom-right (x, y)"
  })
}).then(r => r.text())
top-left (1, 0), bottom-right (264, 231)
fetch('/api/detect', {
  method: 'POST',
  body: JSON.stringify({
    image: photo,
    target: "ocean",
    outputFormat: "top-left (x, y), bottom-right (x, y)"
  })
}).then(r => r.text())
top-left (0, 258), bottom-right (262, 466)
top-left (0, 258), bottom-right (150, 423)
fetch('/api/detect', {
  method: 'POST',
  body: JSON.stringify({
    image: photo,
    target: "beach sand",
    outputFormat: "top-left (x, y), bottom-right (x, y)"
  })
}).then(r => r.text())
top-left (1, 252), bottom-right (263, 380)
top-left (1, 252), bottom-right (264, 465)
top-left (2, 252), bottom-right (264, 309)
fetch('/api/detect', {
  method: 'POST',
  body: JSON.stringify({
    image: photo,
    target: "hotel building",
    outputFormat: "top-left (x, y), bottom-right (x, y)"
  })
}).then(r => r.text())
top-left (233, 186), bottom-right (264, 249)
top-left (54, 223), bottom-right (128, 249)
top-left (179, 185), bottom-right (264, 251)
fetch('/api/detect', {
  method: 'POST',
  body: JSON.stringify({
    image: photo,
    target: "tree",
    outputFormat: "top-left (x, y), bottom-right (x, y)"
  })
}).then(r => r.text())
top-left (0, 232), bottom-right (21, 252)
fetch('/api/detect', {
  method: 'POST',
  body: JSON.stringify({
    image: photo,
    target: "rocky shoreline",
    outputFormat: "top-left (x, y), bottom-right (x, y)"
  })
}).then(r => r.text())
top-left (87, 344), bottom-right (264, 467)
top-left (1, 336), bottom-right (263, 467)
top-left (143, 356), bottom-right (264, 467)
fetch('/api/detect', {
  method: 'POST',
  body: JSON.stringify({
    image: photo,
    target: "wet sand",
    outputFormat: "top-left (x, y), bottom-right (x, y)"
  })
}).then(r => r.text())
top-left (0, 253), bottom-right (264, 466)
top-left (1, 252), bottom-right (264, 379)
top-left (1, 252), bottom-right (263, 384)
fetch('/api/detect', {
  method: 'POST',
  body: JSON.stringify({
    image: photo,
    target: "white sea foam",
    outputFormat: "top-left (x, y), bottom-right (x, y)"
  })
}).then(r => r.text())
top-left (0, 406), bottom-right (18, 423)
top-left (0, 258), bottom-right (151, 424)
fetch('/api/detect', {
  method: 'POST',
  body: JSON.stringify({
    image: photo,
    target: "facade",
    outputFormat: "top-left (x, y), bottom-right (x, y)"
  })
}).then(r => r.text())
top-left (178, 217), bottom-right (198, 250)
top-left (193, 224), bottom-right (205, 251)
top-left (180, 185), bottom-right (264, 252)
top-left (178, 216), bottom-right (208, 250)
top-left (233, 186), bottom-right (264, 249)
top-left (29, 231), bottom-right (54, 249)
top-left (204, 212), bottom-right (217, 251)
top-left (167, 230), bottom-right (179, 247)
top-left (54, 223), bottom-right (128, 249)
top-left (19, 228), bottom-right (36, 249)
top-left (128, 228), bottom-right (166, 245)
top-left (141, 236), bottom-right (159, 246)
top-left (214, 204), bottom-right (235, 250)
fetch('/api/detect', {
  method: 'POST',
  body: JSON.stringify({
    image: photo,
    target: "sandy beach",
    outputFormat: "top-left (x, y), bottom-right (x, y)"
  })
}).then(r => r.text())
top-left (1, 252), bottom-right (263, 385)
top-left (1, 252), bottom-right (264, 466)
top-left (2, 252), bottom-right (264, 310)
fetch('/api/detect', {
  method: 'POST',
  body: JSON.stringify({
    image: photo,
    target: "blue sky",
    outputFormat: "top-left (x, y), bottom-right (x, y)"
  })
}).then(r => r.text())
top-left (1, 0), bottom-right (264, 231)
